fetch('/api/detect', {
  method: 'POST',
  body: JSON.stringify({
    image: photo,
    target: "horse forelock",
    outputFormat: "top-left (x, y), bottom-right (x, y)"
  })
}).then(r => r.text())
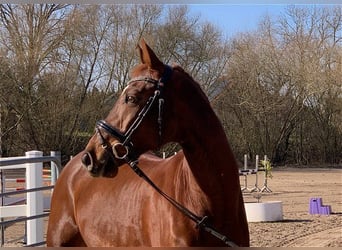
top-left (130, 63), bottom-right (162, 80)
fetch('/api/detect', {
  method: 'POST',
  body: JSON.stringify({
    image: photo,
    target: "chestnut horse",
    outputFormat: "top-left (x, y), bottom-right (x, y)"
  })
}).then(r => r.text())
top-left (47, 39), bottom-right (249, 247)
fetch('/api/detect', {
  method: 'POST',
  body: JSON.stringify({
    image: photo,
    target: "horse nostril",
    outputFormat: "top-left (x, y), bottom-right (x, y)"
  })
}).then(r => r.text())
top-left (81, 152), bottom-right (92, 167)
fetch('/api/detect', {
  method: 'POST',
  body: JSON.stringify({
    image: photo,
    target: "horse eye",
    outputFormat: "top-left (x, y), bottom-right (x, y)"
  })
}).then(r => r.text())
top-left (126, 95), bottom-right (137, 104)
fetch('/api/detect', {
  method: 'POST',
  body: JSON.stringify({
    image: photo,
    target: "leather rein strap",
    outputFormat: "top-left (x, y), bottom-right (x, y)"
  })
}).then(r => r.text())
top-left (126, 158), bottom-right (238, 247)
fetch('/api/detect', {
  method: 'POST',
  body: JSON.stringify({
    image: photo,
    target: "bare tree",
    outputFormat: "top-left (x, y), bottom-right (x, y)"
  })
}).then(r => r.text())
top-left (218, 5), bottom-right (341, 164)
top-left (2, 4), bottom-right (338, 165)
top-left (0, 4), bottom-right (71, 153)
top-left (276, 5), bottom-right (342, 163)
top-left (154, 5), bottom-right (230, 99)
top-left (0, 4), bottom-right (164, 157)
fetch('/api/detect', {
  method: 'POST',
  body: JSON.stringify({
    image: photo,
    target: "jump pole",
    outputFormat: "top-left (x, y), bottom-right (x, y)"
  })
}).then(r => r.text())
top-left (240, 154), bottom-right (248, 191)
top-left (250, 155), bottom-right (261, 192)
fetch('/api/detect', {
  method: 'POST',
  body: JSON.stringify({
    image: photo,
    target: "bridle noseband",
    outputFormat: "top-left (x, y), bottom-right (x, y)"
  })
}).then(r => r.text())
top-left (95, 65), bottom-right (172, 161)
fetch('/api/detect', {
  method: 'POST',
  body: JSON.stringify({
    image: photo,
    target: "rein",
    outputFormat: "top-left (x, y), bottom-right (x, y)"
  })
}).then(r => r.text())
top-left (126, 158), bottom-right (238, 247)
top-left (94, 65), bottom-right (237, 247)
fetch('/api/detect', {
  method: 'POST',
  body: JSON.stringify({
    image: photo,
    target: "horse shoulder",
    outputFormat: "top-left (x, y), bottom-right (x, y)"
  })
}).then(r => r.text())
top-left (47, 152), bottom-right (87, 246)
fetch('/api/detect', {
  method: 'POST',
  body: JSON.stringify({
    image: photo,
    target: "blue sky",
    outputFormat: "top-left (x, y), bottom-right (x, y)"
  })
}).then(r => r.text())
top-left (187, 4), bottom-right (339, 38)
top-left (188, 5), bottom-right (287, 37)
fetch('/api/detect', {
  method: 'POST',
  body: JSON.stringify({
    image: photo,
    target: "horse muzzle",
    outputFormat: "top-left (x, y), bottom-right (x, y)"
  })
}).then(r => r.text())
top-left (81, 151), bottom-right (102, 177)
top-left (81, 152), bottom-right (94, 171)
top-left (81, 150), bottom-right (120, 178)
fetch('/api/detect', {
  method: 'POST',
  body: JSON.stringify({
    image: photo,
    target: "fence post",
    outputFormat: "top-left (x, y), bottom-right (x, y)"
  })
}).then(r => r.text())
top-left (50, 151), bottom-right (61, 186)
top-left (0, 170), bottom-right (4, 246)
top-left (25, 150), bottom-right (43, 246)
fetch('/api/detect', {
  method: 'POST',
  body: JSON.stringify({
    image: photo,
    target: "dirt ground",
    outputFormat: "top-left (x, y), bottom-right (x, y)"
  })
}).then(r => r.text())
top-left (2, 167), bottom-right (341, 247)
top-left (243, 167), bottom-right (342, 247)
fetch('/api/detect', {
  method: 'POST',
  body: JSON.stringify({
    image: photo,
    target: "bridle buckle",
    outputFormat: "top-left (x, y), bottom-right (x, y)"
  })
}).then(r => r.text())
top-left (112, 143), bottom-right (129, 160)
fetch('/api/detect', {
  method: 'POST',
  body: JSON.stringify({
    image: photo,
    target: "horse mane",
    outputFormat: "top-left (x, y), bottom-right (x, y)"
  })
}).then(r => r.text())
top-left (172, 64), bottom-right (211, 104)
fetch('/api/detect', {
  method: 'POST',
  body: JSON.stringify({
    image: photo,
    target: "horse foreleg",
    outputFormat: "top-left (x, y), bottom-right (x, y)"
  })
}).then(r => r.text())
top-left (46, 179), bottom-right (86, 247)
top-left (46, 206), bottom-right (86, 247)
top-left (46, 211), bottom-right (86, 247)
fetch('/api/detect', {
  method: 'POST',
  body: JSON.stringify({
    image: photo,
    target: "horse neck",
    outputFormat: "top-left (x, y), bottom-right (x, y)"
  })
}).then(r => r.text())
top-left (177, 84), bottom-right (240, 201)
top-left (181, 118), bottom-right (240, 190)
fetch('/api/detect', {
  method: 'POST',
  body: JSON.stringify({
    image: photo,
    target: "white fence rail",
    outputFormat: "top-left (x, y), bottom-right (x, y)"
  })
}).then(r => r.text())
top-left (0, 150), bottom-right (61, 247)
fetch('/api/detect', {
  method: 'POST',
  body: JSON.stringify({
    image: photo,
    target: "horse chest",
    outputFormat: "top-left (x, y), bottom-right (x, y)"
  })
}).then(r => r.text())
top-left (76, 190), bottom-right (198, 246)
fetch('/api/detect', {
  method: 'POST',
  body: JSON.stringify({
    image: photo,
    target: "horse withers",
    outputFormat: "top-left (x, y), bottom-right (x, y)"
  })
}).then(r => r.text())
top-left (47, 39), bottom-right (249, 247)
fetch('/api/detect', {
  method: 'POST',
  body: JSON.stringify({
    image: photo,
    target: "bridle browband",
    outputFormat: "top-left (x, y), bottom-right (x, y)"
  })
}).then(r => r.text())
top-left (93, 65), bottom-right (238, 247)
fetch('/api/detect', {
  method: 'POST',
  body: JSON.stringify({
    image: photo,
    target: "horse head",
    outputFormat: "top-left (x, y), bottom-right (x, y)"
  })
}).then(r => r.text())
top-left (81, 39), bottom-right (180, 177)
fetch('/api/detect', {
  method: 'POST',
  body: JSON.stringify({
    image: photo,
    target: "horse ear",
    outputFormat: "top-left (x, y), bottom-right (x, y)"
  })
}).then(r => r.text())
top-left (138, 38), bottom-right (164, 71)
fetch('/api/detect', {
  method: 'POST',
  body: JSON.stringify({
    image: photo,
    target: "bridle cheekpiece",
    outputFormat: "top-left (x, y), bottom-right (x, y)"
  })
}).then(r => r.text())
top-left (95, 65), bottom-right (172, 162)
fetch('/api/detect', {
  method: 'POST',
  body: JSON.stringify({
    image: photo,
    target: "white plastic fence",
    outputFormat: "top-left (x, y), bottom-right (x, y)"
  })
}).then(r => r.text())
top-left (0, 150), bottom-right (61, 247)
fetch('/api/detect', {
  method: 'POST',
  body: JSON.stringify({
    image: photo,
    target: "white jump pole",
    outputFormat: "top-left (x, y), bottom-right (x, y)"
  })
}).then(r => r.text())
top-left (250, 154), bottom-right (261, 192)
top-left (25, 150), bottom-right (44, 246)
top-left (244, 154), bottom-right (248, 170)
top-left (255, 155), bottom-right (259, 171)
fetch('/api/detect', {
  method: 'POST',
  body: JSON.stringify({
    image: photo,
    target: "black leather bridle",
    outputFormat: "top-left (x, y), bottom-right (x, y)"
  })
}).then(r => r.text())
top-left (95, 65), bottom-right (172, 161)
top-left (93, 65), bottom-right (238, 247)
